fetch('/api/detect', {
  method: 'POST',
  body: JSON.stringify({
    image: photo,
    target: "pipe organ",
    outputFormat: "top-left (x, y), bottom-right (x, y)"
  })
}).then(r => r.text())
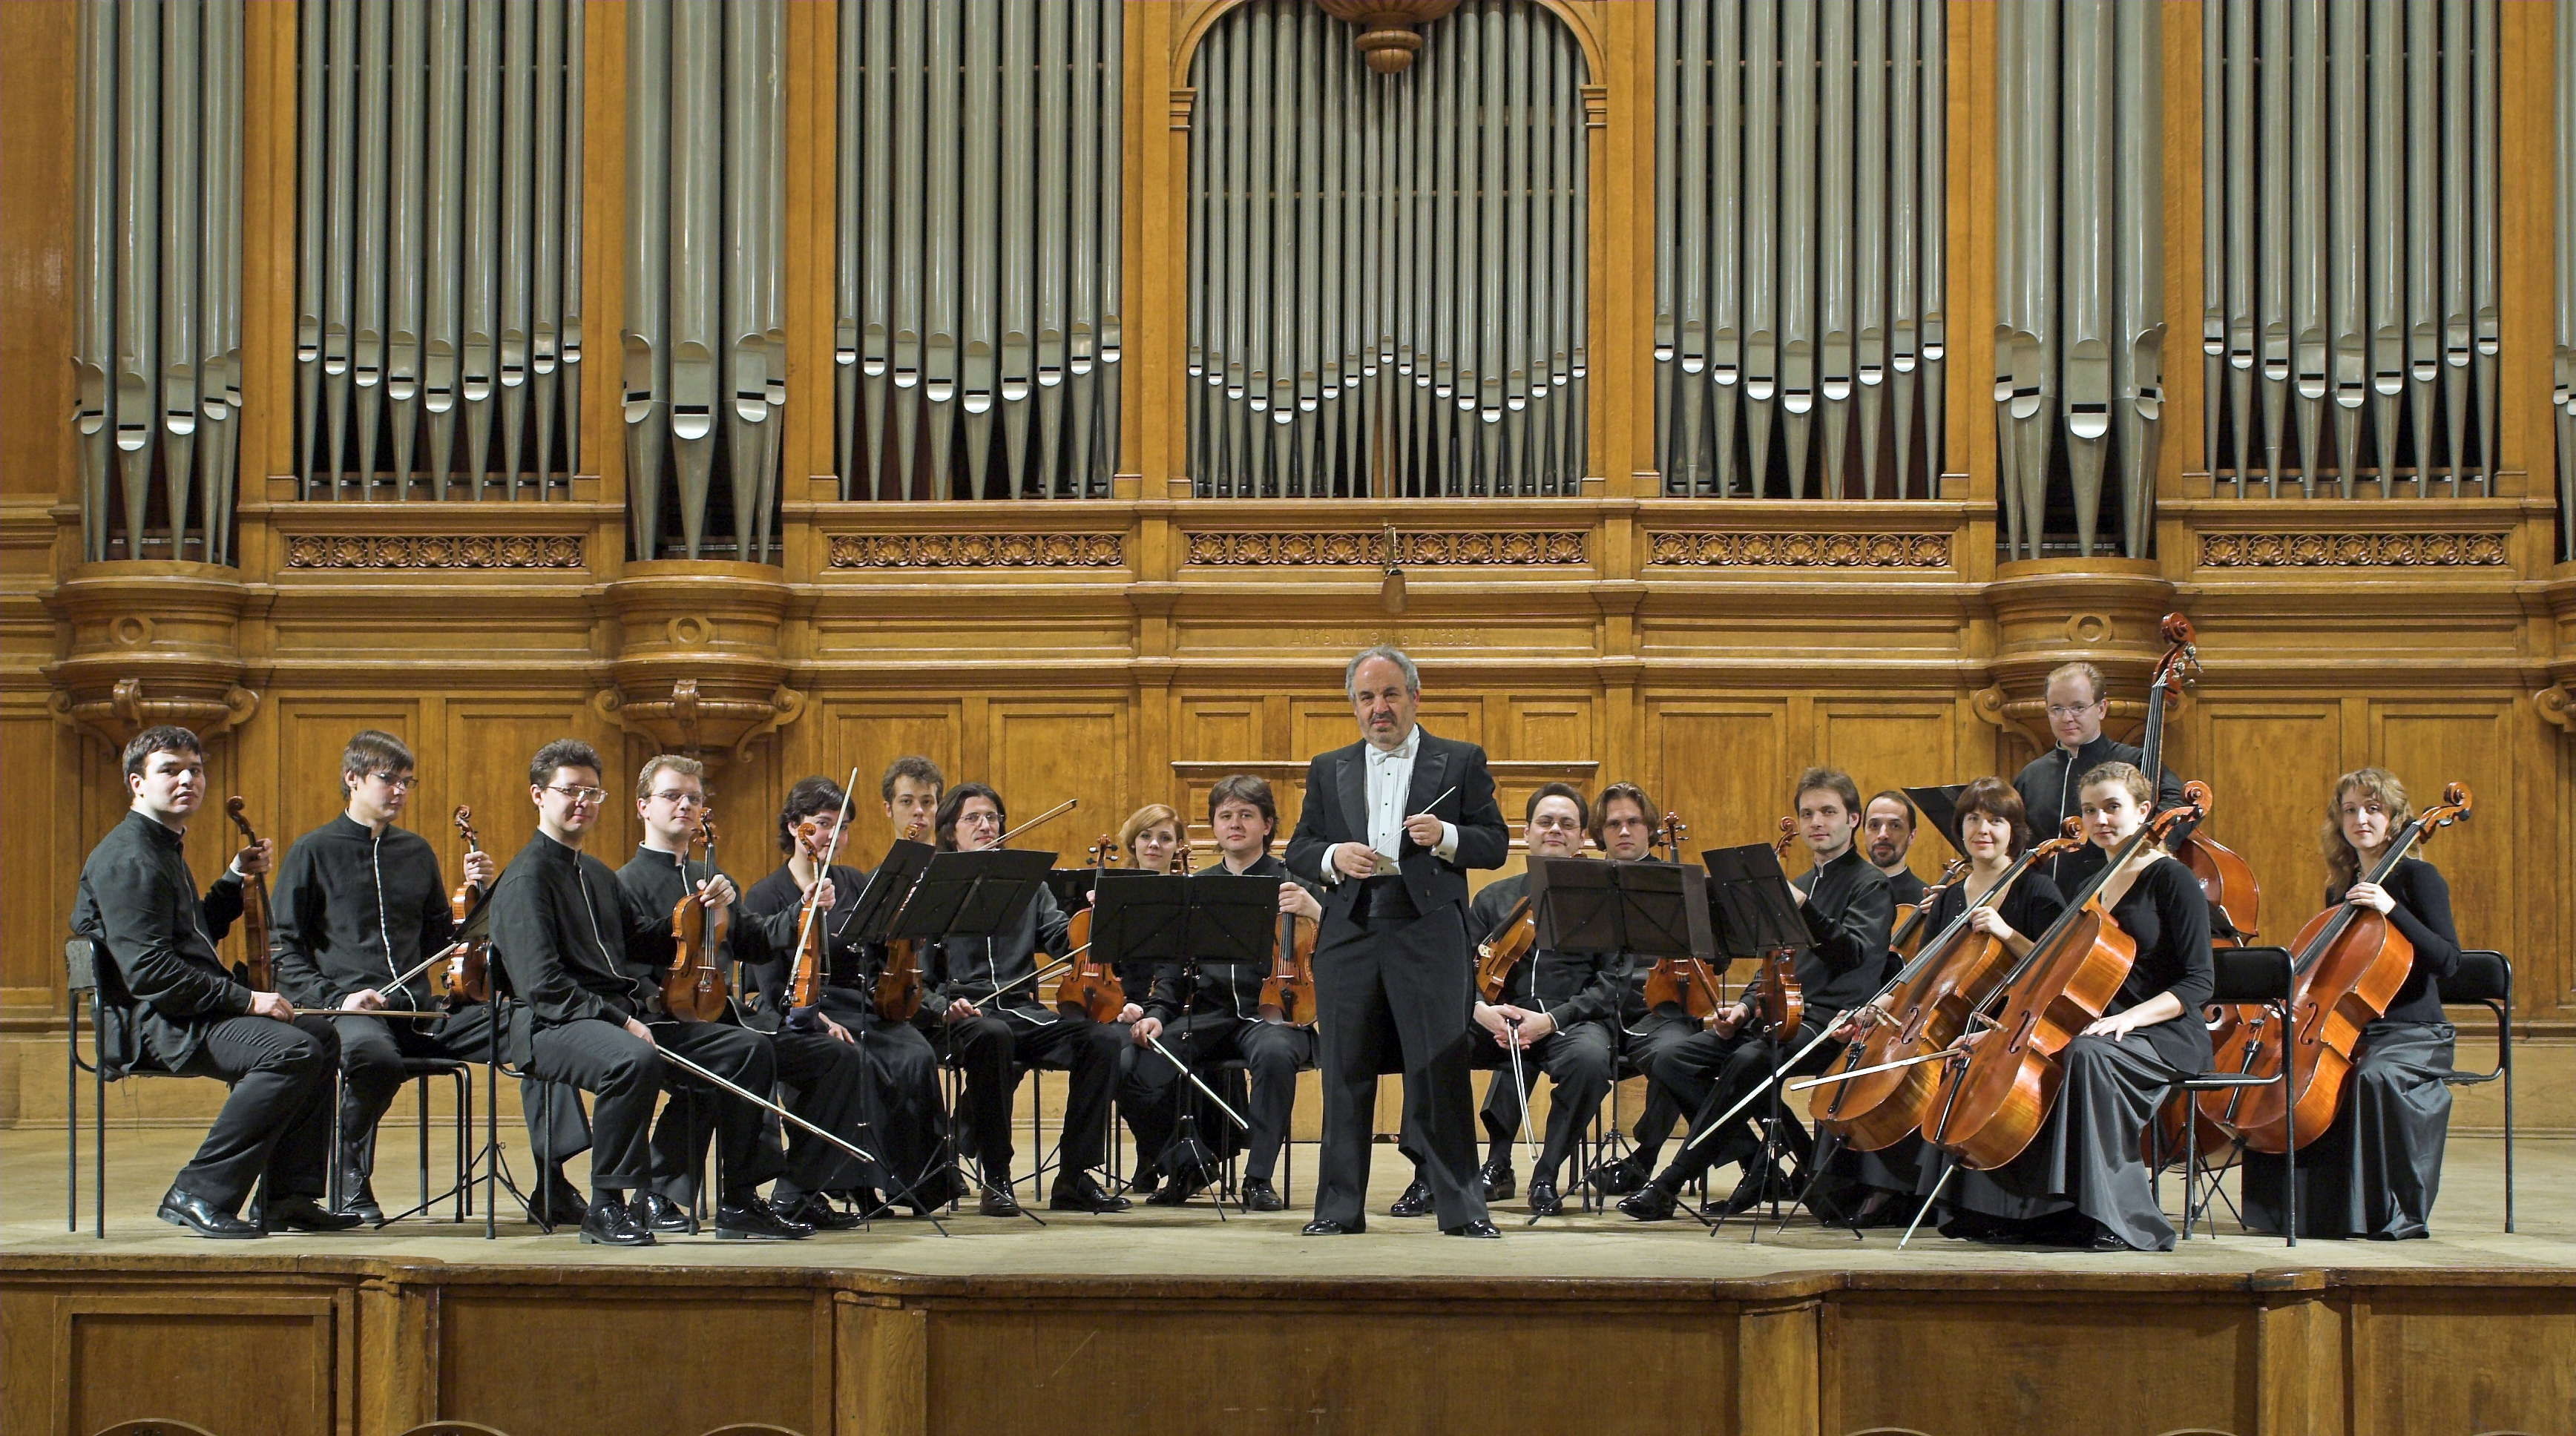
top-left (2204, 0), bottom-right (2499, 501)
top-left (1185, 0), bottom-right (1589, 498)
top-left (1655, 0), bottom-right (1945, 501)
top-left (73, 0), bottom-right (242, 564)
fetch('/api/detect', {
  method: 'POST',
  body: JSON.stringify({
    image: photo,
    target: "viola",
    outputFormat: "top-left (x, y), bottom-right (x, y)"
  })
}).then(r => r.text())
top-left (443, 806), bottom-right (492, 1004)
top-left (224, 797), bottom-right (275, 992)
top-left (1637, 811), bottom-right (1729, 1024)
top-left (1746, 817), bottom-right (1804, 1035)
top-left (1054, 836), bottom-right (1128, 1024)
top-left (2201, 783), bottom-right (2471, 1155)
top-left (873, 816), bottom-right (932, 1023)
top-left (662, 811), bottom-right (732, 1023)
top-left (1921, 783), bottom-right (2210, 1171)
top-left (1812, 829), bottom-right (2086, 1152)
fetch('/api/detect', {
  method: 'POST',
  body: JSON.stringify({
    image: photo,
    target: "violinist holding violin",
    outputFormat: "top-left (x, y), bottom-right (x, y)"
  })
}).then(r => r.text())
top-left (1621, 768), bottom-right (1893, 1222)
top-left (1583, 784), bottom-right (1700, 1196)
top-left (270, 729), bottom-right (587, 1227)
top-left (2241, 768), bottom-right (2463, 1240)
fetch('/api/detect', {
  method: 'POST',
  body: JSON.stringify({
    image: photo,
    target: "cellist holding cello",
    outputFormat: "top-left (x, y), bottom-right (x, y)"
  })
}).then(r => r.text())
top-left (2240, 768), bottom-right (2467, 1240)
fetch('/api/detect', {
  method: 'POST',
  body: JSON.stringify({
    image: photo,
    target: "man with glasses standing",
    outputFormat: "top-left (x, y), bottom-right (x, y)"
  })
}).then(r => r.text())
top-left (272, 729), bottom-right (590, 1225)
top-left (2009, 662), bottom-right (2186, 890)
top-left (489, 739), bottom-right (804, 1246)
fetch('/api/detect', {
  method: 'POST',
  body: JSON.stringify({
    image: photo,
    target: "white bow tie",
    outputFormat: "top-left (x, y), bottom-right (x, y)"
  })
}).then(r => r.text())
top-left (1371, 743), bottom-right (1413, 764)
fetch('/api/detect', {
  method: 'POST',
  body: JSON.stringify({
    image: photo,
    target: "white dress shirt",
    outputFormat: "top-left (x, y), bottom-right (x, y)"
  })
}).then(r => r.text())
top-left (1322, 725), bottom-right (1459, 883)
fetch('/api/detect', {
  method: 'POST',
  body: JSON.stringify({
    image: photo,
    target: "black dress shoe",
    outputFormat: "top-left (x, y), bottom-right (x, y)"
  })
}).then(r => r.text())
top-left (334, 1173), bottom-right (385, 1227)
top-left (637, 1190), bottom-right (698, 1235)
top-left (1127, 1163), bottom-right (1163, 1200)
top-left (260, 1196), bottom-right (365, 1233)
top-left (1301, 1217), bottom-right (1361, 1235)
top-left (577, 1197), bottom-right (655, 1247)
top-left (978, 1186), bottom-right (1024, 1217)
top-left (534, 1184), bottom-right (589, 1228)
top-left (1049, 1173), bottom-right (1132, 1213)
top-left (1443, 1219), bottom-right (1502, 1238)
top-left (1479, 1159), bottom-right (1517, 1202)
top-left (716, 1198), bottom-right (812, 1240)
top-left (1617, 1184), bottom-right (1679, 1222)
top-left (1527, 1175), bottom-right (1563, 1216)
top-left (1588, 1154), bottom-right (1649, 1196)
top-left (1146, 1177), bottom-right (1202, 1207)
top-left (158, 1186), bottom-right (263, 1239)
top-left (1241, 1177), bottom-right (1284, 1212)
top-left (899, 1170), bottom-right (962, 1215)
top-left (1388, 1178), bottom-right (1435, 1218)
top-left (777, 1192), bottom-right (863, 1231)
top-left (1713, 1162), bottom-right (1787, 1219)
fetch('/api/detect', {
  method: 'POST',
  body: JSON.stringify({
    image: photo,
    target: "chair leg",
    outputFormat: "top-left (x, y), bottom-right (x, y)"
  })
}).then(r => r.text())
top-left (2500, 997), bottom-right (2514, 1234)
top-left (96, 1018), bottom-right (108, 1239)
top-left (418, 1073), bottom-right (433, 1219)
top-left (66, 1005), bottom-right (78, 1235)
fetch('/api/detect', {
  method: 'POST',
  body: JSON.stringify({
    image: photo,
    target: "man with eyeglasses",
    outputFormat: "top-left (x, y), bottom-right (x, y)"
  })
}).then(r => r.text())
top-left (615, 755), bottom-right (879, 1234)
top-left (488, 738), bottom-right (804, 1246)
top-left (2009, 662), bottom-right (2187, 890)
top-left (1583, 782), bottom-right (1699, 1196)
top-left (271, 728), bottom-right (589, 1225)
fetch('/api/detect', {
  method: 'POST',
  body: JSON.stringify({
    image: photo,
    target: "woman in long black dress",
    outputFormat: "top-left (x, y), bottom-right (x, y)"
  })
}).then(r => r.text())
top-left (1928, 762), bottom-right (2213, 1251)
top-left (2241, 767), bottom-right (2461, 1239)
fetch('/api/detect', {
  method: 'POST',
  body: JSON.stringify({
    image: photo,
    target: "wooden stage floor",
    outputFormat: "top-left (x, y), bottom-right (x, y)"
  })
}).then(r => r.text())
top-left (5, 1127), bottom-right (2573, 1436)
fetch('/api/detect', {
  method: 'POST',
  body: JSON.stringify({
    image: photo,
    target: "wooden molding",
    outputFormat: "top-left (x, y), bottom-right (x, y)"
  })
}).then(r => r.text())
top-left (2195, 531), bottom-right (2512, 570)
top-left (1184, 530), bottom-right (1588, 567)
top-left (1645, 531), bottom-right (1952, 570)
top-left (281, 534), bottom-right (587, 570)
top-left (827, 533), bottom-right (1127, 570)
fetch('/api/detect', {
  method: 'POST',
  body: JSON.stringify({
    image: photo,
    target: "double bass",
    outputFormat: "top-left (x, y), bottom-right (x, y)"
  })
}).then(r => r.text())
top-left (1921, 784), bottom-right (2210, 1171)
top-left (1054, 837), bottom-right (1129, 1024)
top-left (2202, 783), bottom-right (2471, 1154)
top-left (662, 811), bottom-right (732, 1023)
top-left (443, 806), bottom-right (492, 1004)
top-left (1638, 812), bottom-right (1729, 1023)
top-left (224, 797), bottom-right (274, 992)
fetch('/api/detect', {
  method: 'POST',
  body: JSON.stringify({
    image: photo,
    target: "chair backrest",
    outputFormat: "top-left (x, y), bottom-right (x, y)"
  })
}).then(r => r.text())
top-left (2446, 949), bottom-right (2511, 1007)
top-left (65, 937), bottom-right (97, 992)
top-left (2207, 946), bottom-right (2293, 1005)
top-left (68, 935), bottom-right (142, 1076)
top-left (393, 1423), bottom-right (515, 1436)
top-left (93, 1421), bottom-right (221, 1436)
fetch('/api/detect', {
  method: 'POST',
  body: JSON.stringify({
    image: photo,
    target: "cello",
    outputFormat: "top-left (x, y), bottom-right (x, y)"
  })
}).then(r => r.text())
top-left (662, 811), bottom-right (732, 1023)
top-left (1638, 811), bottom-right (1730, 1024)
top-left (1888, 859), bottom-right (1971, 964)
top-left (1054, 837), bottom-right (1129, 1024)
top-left (873, 815), bottom-right (933, 1023)
top-left (442, 806), bottom-right (493, 1004)
top-left (223, 797), bottom-right (275, 992)
top-left (1919, 783), bottom-right (2210, 1171)
top-left (2202, 783), bottom-right (2471, 1154)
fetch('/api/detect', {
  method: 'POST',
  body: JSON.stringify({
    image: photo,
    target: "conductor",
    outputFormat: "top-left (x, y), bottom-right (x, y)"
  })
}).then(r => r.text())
top-left (1287, 646), bottom-right (1511, 1237)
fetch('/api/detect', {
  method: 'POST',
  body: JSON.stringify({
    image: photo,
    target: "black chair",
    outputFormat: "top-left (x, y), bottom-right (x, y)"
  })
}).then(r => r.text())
top-left (2154, 944), bottom-right (2296, 1245)
top-left (2439, 949), bottom-right (2514, 1232)
top-left (64, 937), bottom-right (188, 1238)
top-left (326, 1050), bottom-right (475, 1225)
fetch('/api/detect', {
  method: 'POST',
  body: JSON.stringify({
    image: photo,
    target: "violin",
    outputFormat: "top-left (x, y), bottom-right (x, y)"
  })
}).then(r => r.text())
top-left (1920, 783), bottom-right (2210, 1171)
top-left (1261, 892), bottom-right (1320, 1027)
top-left (1812, 827), bottom-right (2087, 1151)
top-left (785, 817), bottom-right (837, 1011)
top-left (1745, 817), bottom-right (1804, 1035)
top-left (662, 811), bottom-right (732, 1023)
top-left (2203, 783), bottom-right (2471, 1155)
top-left (444, 806), bottom-right (493, 1004)
top-left (1638, 811), bottom-right (1729, 1024)
top-left (224, 797), bottom-right (274, 992)
top-left (1474, 895), bottom-right (1538, 1004)
top-left (873, 816), bottom-right (932, 1023)
top-left (1054, 836), bottom-right (1128, 1024)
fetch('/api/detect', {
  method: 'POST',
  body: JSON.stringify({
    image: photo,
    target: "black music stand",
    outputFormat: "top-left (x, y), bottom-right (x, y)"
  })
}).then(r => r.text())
top-left (1698, 842), bottom-right (1813, 1240)
top-left (1526, 856), bottom-right (1715, 966)
top-left (889, 848), bottom-right (1059, 946)
top-left (1903, 784), bottom-right (1971, 857)
top-left (841, 836), bottom-right (935, 952)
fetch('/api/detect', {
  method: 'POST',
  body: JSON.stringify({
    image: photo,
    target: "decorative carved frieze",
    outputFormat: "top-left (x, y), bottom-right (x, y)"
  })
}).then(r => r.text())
top-left (283, 534), bottom-right (585, 569)
top-left (2196, 531), bottom-right (2509, 568)
top-left (1184, 530), bottom-right (1588, 566)
top-left (1646, 531), bottom-right (1951, 568)
top-left (828, 533), bottom-right (1126, 568)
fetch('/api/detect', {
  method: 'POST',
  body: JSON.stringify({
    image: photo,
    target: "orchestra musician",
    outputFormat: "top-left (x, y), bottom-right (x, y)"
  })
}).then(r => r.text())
top-left (1620, 768), bottom-right (1893, 1222)
top-left (614, 757), bottom-right (882, 1233)
top-left (736, 765), bottom-right (956, 1221)
top-left (1285, 646), bottom-right (1511, 1238)
top-left (1583, 783), bottom-right (1698, 1196)
top-left (270, 729), bottom-right (587, 1227)
top-left (2012, 662), bottom-right (2187, 893)
top-left (1123, 783), bottom-right (1327, 1208)
top-left (72, 725), bottom-right (358, 1239)
top-left (2241, 767), bottom-right (2462, 1240)
top-left (1926, 762), bottom-right (2212, 1251)
top-left (487, 740), bottom-right (806, 1246)
top-left (926, 782), bottom-right (1131, 1215)
top-left (1863, 790), bottom-right (1928, 909)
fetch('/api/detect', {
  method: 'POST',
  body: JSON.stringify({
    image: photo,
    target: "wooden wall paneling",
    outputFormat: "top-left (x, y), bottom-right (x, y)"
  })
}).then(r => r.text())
top-left (841, 1296), bottom-right (928, 1436)
top-left (1813, 699), bottom-right (1957, 881)
top-left (1646, 697), bottom-right (1790, 852)
top-left (1945, 0), bottom-right (1996, 529)
top-left (2188, 699), bottom-right (2345, 940)
top-left (2349, 1287), bottom-right (2576, 1436)
top-left (2161, 0), bottom-right (2205, 498)
top-left (0, 0), bottom-right (76, 507)
top-left (783, 0), bottom-right (831, 504)
top-left (1594, 0), bottom-right (1652, 488)
top-left (1174, 694), bottom-right (1262, 772)
top-left (1506, 694), bottom-right (1596, 766)
top-left (1127, 0), bottom-right (1180, 491)
top-left (436, 1288), bottom-right (825, 1436)
top-left (272, 699), bottom-right (425, 849)
top-left (2368, 700), bottom-right (2520, 970)
top-left (444, 700), bottom-right (629, 861)
top-left (2494, 0), bottom-right (2554, 495)
top-left (241, 0), bottom-right (298, 502)
top-left (0, 714), bottom-right (76, 1020)
top-left (1291, 696), bottom-right (1364, 765)
top-left (63, 1294), bottom-right (346, 1436)
top-left (985, 701), bottom-right (1131, 836)
top-left (814, 699), bottom-right (966, 854)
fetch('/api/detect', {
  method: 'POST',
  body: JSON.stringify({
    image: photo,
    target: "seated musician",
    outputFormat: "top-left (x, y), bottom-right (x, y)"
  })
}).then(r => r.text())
top-left (1620, 767), bottom-right (1893, 1222)
top-left (1927, 762), bottom-right (2212, 1251)
top-left (487, 739), bottom-right (805, 1246)
top-left (925, 782), bottom-right (1130, 1215)
top-left (270, 728), bottom-right (587, 1226)
top-left (1863, 789), bottom-right (1928, 909)
top-left (72, 725), bottom-right (358, 1239)
top-left (2241, 767), bottom-right (2461, 1240)
top-left (2012, 662), bottom-right (2187, 893)
top-left (736, 764), bottom-right (955, 1221)
top-left (1834, 777), bottom-right (2064, 1224)
top-left (615, 757), bottom-right (886, 1233)
top-left (1124, 780), bottom-right (1326, 1208)
top-left (1584, 783), bottom-right (1698, 1196)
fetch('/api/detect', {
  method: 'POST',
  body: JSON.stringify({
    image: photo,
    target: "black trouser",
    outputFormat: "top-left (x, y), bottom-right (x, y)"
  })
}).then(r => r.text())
top-left (169, 1013), bottom-right (340, 1210)
top-left (1617, 1012), bottom-right (1702, 1165)
top-left (942, 1006), bottom-right (1124, 1179)
top-left (653, 1022), bottom-right (871, 1207)
top-left (1123, 1011), bottom-right (1315, 1182)
top-left (521, 1018), bottom-right (783, 1194)
top-left (1311, 885), bottom-right (1487, 1231)
top-left (1468, 1018), bottom-right (1615, 1185)
top-left (331, 1006), bottom-right (589, 1183)
top-left (1649, 1013), bottom-right (1843, 1188)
